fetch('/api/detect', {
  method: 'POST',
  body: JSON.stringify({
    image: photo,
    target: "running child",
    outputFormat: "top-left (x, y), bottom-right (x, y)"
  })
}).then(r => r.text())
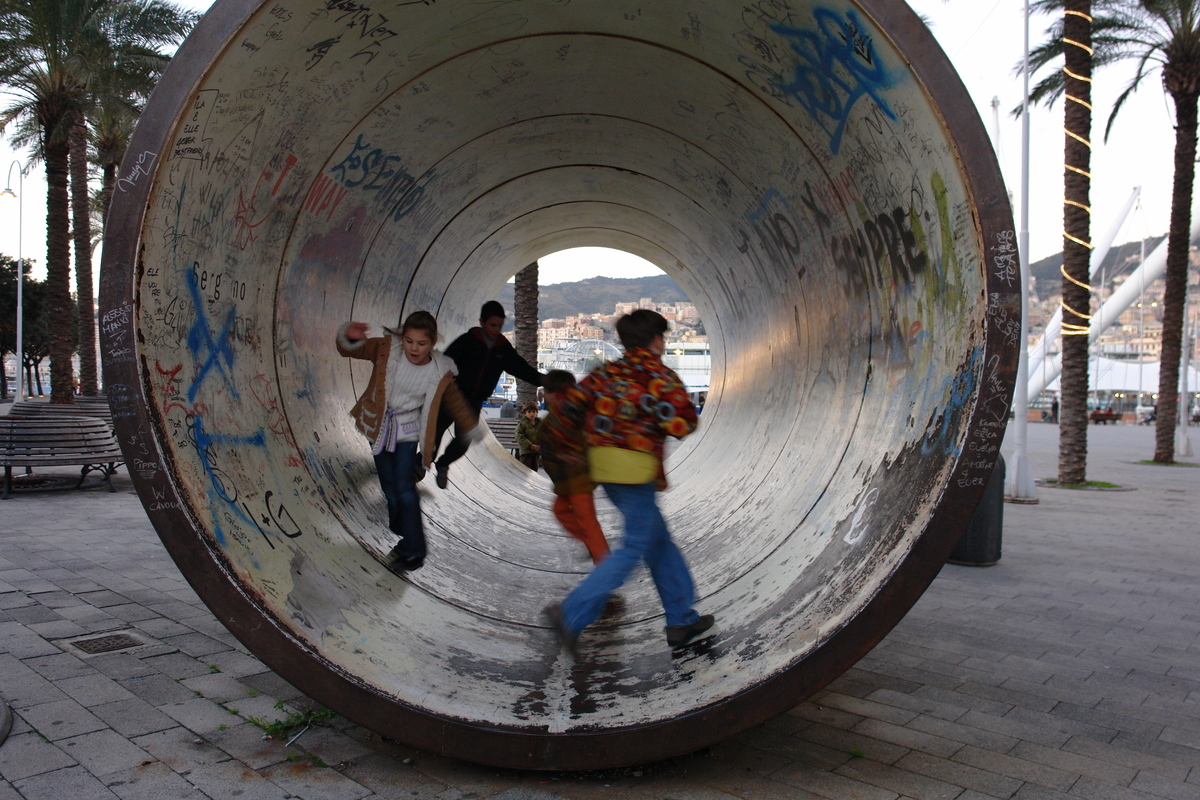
top-left (337, 311), bottom-right (482, 572)
top-left (537, 370), bottom-right (610, 565)
top-left (545, 310), bottom-right (711, 651)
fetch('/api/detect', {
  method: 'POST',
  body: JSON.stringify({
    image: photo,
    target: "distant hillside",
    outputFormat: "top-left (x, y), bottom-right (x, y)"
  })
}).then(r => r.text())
top-left (1030, 234), bottom-right (1166, 297)
top-left (494, 274), bottom-right (689, 320)
top-left (492, 235), bottom-right (1175, 319)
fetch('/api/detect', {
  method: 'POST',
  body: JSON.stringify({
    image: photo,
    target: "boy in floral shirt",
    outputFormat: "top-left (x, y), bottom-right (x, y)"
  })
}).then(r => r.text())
top-left (546, 310), bottom-right (712, 652)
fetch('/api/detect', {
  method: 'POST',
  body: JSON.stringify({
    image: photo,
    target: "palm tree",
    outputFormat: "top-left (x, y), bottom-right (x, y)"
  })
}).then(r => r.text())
top-left (0, 0), bottom-right (195, 403)
top-left (1029, 0), bottom-right (1200, 463)
top-left (513, 261), bottom-right (540, 408)
top-left (1026, 0), bottom-right (1095, 484)
top-left (78, 1), bottom-right (194, 397)
top-left (89, 0), bottom-right (196, 222)
top-left (0, 2), bottom-right (79, 402)
top-left (91, 101), bottom-right (137, 225)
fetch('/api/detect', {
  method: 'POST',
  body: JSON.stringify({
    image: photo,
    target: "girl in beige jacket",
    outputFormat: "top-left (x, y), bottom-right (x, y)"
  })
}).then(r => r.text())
top-left (337, 311), bottom-right (481, 571)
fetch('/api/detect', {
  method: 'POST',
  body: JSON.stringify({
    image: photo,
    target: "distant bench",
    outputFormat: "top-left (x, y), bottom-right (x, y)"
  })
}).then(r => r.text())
top-left (1089, 409), bottom-right (1119, 425)
top-left (8, 397), bottom-right (115, 429)
top-left (485, 417), bottom-right (520, 456)
top-left (0, 416), bottom-right (124, 498)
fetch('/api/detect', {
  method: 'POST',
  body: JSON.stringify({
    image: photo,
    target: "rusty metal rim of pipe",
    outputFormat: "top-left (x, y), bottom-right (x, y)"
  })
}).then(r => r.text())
top-left (100, 0), bottom-right (1016, 770)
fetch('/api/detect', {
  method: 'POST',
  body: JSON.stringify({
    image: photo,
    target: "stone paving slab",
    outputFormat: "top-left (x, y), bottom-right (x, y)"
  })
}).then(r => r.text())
top-left (0, 422), bottom-right (1196, 798)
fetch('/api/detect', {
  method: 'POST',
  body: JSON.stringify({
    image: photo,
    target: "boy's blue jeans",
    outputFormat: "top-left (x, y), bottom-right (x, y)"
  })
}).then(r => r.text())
top-left (374, 442), bottom-right (425, 561)
top-left (560, 481), bottom-right (700, 636)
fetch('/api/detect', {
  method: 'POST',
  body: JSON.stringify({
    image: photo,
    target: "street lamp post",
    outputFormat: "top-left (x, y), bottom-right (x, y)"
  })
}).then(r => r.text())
top-left (2, 161), bottom-right (26, 400)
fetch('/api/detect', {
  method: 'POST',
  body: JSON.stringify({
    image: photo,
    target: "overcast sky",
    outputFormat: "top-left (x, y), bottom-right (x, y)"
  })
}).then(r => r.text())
top-left (907, 0), bottom-right (1175, 263)
top-left (0, 1), bottom-right (1178, 288)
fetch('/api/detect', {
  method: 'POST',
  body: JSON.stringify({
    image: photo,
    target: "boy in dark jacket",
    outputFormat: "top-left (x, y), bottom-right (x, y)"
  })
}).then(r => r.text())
top-left (545, 310), bottom-right (712, 653)
top-left (432, 301), bottom-right (544, 488)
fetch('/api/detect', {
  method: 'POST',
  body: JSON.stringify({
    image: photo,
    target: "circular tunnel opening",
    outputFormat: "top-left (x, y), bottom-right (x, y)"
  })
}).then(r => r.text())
top-left (100, 0), bottom-right (1018, 770)
top-left (495, 246), bottom-right (702, 393)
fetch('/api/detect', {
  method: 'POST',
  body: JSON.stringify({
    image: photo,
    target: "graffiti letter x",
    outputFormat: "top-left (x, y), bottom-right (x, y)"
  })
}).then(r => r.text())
top-left (186, 268), bottom-right (239, 403)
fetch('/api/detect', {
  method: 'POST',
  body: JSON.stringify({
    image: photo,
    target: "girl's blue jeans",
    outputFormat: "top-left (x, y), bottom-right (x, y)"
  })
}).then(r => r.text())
top-left (374, 441), bottom-right (425, 561)
top-left (560, 481), bottom-right (699, 635)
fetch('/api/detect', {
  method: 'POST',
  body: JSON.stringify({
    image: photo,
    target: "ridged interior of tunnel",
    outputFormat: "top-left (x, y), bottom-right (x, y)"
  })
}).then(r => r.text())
top-left (100, 0), bottom-right (1019, 769)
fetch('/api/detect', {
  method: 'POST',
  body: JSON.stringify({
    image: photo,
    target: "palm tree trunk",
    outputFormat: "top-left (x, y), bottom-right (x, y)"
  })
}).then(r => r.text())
top-left (100, 161), bottom-right (118, 228)
top-left (1153, 90), bottom-right (1198, 462)
top-left (1057, 0), bottom-right (1092, 484)
top-left (71, 114), bottom-right (98, 396)
top-left (45, 136), bottom-right (75, 405)
top-left (513, 261), bottom-right (539, 408)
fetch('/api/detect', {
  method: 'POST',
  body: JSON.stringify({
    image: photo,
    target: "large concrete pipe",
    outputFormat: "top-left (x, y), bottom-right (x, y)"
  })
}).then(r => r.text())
top-left (100, 0), bottom-right (1018, 770)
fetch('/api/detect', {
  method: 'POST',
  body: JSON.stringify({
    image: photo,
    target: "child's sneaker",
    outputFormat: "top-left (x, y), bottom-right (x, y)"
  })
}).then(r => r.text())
top-left (386, 546), bottom-right (423, 573)
top-left (665, 614), bottom-right (714, 647)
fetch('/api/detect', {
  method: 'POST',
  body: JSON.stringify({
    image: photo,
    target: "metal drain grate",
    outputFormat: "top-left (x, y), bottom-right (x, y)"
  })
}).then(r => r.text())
top-left (71, 633), bottom-right (143, 654)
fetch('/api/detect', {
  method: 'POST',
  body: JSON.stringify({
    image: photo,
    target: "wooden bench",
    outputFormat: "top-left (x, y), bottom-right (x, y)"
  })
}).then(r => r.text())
top-left (1089, 409), bottom-right (1119, 425)
top-left (9, 397), bottom-right (115, 429)
top-left (0, 416), bottom-right (124, 498)
top-left (485, 417), bottom-right (520, 456)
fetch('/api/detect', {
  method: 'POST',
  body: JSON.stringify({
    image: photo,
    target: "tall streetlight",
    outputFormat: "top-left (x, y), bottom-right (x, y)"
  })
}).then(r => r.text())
top-left (1, 161), bottom-right (27, 400)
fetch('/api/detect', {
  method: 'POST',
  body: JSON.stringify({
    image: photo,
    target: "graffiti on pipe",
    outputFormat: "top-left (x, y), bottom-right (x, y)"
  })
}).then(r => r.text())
top-left (738, 6), bottom-right (898, 155)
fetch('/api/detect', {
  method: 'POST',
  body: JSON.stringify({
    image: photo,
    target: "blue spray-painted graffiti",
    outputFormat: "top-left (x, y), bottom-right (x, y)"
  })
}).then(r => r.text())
top-left (770, 8), bottom-right (897, 155)
top-left (183, 264), bottom-right (290, 556)
top-left (192, 414), bottom-right (303, 555)
top-left (186, 267), bottom-right (239, 403)
top-left (329, 133), bottom-right (425, 221)
top-left (921, 347), bottom-right (981, 457)
top-left (191, 414), bottom-right (265, 547)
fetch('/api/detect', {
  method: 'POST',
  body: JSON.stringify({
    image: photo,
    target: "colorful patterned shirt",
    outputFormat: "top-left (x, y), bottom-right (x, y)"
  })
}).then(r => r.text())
top-left (581, 347), bottom-right (698, 490)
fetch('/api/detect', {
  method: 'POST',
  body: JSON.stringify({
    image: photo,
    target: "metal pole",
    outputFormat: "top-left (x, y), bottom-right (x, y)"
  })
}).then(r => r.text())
top-left (1178, 290), bottom-right (1193, 456)
top-left (15, 166), bottom-right (22, 401)
top-left (1007, 0), bottom-right (1038, 502)
top-left (1140, 238), bottom-right (1146, 411)
top-left (1095, 261), bottom-right (1105, 411)
top-left (991, 96), bottom-right (1003, 159)
top-left (3, 161), bottom-right (24, 400)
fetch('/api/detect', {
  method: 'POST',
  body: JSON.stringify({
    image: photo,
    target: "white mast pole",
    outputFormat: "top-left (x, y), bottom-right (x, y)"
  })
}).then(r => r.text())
top-left (1178, 291), bottom-right (1193, 457)
top-left (1007, 0), bottom-right (1038, 502)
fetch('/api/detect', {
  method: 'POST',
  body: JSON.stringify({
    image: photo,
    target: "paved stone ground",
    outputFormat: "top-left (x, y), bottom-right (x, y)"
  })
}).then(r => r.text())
top-left (0, 418), bottom-right (1196, 799)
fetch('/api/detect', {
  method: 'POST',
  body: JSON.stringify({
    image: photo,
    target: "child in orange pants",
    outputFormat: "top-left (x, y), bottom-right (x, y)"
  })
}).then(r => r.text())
top-left (537, 370), bottom-right (609, 564)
